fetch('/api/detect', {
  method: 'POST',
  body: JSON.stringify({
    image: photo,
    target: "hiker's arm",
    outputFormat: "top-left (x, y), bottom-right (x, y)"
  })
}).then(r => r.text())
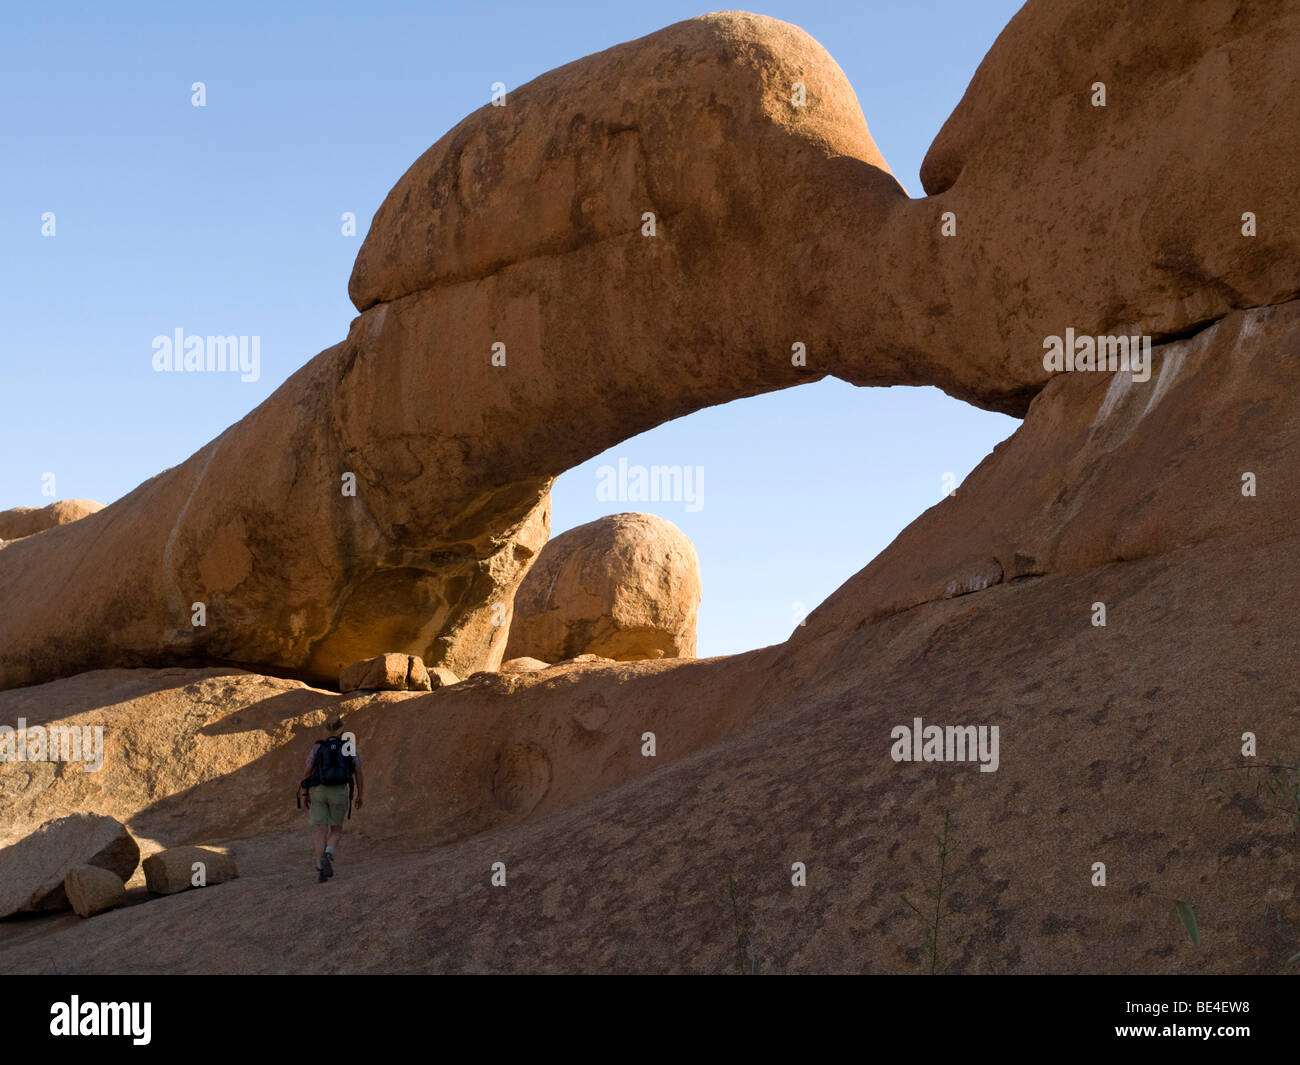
top-left (301, 743), bottom-right (317, 809)
top-left (354, 766), bottom-right (364, 807)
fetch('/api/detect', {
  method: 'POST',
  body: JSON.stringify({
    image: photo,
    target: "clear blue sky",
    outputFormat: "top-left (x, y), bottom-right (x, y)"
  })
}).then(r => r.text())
top-left (1, 0), bottom-right (1023, 658)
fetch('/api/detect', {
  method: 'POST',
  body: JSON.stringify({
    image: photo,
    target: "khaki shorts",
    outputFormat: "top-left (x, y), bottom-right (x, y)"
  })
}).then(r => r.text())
top-left (309, 784), bottom-right (349, 826)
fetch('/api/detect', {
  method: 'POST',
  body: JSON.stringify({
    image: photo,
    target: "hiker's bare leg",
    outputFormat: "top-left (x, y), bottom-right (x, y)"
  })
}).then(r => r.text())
top-left (313, 823), bottom-right (328, 861)
top-left (326, 825), bottom-right (343, 855)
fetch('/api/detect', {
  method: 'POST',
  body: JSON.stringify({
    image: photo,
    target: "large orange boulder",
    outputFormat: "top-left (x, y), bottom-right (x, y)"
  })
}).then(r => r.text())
top-left (911, 0), bottom-right (1300, 394)
top-left (506, 513), bottom-right (700, 663)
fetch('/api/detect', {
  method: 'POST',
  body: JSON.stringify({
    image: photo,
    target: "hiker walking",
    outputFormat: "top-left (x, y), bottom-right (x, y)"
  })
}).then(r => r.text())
top-left (298, 715), bottom-right (364, 883)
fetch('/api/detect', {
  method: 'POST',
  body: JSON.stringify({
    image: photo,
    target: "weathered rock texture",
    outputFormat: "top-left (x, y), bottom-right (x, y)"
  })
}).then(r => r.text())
top-left (143, 846), bottom-right (239, 895)
top-left (63, 864), bottom-right (126, 918)
top-left (428, 666), bottom-right (461, 688)
top-left (4, 296), bottom-right (1300, 970)
top-left (0, 1), bottom-right (1298, 975)
top-left (0, 499), bottom-right (102, 542)
top-left (1, 6), bottom-right (1295, 692)
top-left (796, 302), bottom-right (1300, 642)
top-left (506, 513), bottom-right (700, 662)
top-left (916, 0), bottom-right (1300, 385)
top-left (0, 813), bottom-right (138, 917)
top-left (499, 657), bottom-right (549, 674)
top-left (0, 427), bottom-right (549, 692)
top-left (340, 653), bottom-right (433, 692)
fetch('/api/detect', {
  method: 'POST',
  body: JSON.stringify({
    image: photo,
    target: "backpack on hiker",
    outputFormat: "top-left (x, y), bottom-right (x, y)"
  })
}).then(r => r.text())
top-left (296, 735), bottom-right (357, 819)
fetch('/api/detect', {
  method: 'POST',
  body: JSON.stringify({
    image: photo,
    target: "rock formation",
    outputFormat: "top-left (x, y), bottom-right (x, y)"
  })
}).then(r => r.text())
top-left (64, 864), bottom-right (126, 918)
top-left (1, 6), bottom-right (1294, 692)
top-left (796, 302), bottom-right (1300, 642)
top-left (505, 513), bottom-right (700, 663)
top-left (0, 499), bottom-right (102, 542)
top-left (0, 1), bottom-right (1298, 975)
top-left (916, 0), bottom-right (1300, 382)
top-left (427, 666), bottom-right (461, 689)
top-left (340, 653), bottom-right (433, 693)
top-left (0, 813), bottom-right (138, 917)
top-left (498, 657), bottom-right (549, 674)
top-left (143, 846), bottom-right (239, 895)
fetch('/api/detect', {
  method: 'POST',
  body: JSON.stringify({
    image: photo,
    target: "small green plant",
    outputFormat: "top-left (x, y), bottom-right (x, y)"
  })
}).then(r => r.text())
top-left (1149, 892), bottom-right (1201, 946)
top-left (1197, 760), bottom-right (1300, 833)
top-left (1174, 899), bottom-right (1201, 946)
top-left (901, 809), bottom-right (965, 974)
top-left (1259, 764), bottom-right (1300, 831)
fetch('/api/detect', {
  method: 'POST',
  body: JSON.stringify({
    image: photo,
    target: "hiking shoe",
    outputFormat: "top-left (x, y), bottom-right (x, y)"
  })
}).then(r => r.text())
top-left (321, 853), bottom-right (334, 879)
top-left (318, 866), bottom-right (328, 883)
